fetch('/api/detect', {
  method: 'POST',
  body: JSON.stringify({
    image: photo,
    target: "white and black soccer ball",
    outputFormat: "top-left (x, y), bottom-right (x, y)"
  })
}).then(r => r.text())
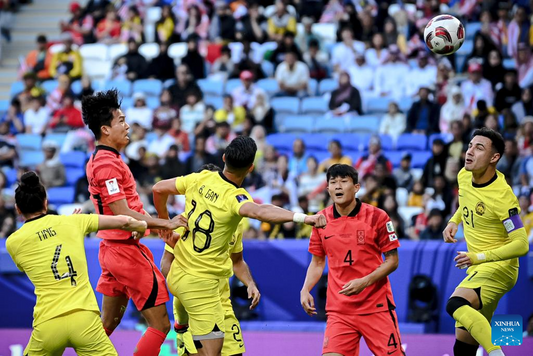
top-left (424, 14), bottom-right (465, 55)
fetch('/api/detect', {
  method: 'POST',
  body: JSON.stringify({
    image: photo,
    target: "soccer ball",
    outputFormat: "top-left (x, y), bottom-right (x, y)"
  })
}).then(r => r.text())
top-left (424, 14), bottom-right (465, 55)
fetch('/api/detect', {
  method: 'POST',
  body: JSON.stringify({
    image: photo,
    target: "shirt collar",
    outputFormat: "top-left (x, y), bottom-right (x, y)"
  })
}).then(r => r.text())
top-left (472, 173), bottom-right (498, 188)
top-left (333, 199), bottom-right (362, 219)
top-left (94, 145), bottom-right (120, 156)
top-left (25, 214), bottom-right (47, 223)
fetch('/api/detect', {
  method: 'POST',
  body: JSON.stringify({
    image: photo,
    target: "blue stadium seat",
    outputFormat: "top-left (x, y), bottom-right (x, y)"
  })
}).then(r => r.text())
top-left (318, 78), bottom-right (338, 95)
top-left (256, 79), bottom-right (279, 96)
top-left (261, 61), bottom-right (275, 78)
top-left (271, 97), bottom-right (300, 115)
top-left (398, 97), bottom-right (413, 113)
top-left (397, 133), bottom-right (427, 151)
top-left (71, 80), bottom-right (82, 95)
top-left (300, 133), bottom-right (329, 151)
top-left (428, 133), bottom-right (452, 149)
top-left (346, 150), bottom-right (363, 164)
top-left (503, 58), bottom-right (516, 70)
top-left (60, 151), bottom-right (87, 168)
top-left (4, 167), bottom-right (17, 187)
top-left (314, 118), bottom-right (346, 133)
top-left (45, 133), bottom-right (67, 149)
top-left (197, 79), bottom-right (224, 96)
top-left (309, 150), bottom-right (330, 163)
top-left (47, 187), bottom-right (76, 205)
top-left (146, 97), bottom-right (160, 110)
top-left (42, 80), bottom-right (59, 94)
top-left (10, 81), bottom-right (23, 98)
top-left (348, 116), bottom-right (380, 133)
top-left (384, 151), bottom-right (404, 168)
top-left (105, 80), bottom-right (132, 97)
top-left (411, 151), bottom-right (432, 168)
top-left (280, 115), bottom-right (314, 133)
top-left (0, 100), bottom-right (9, 114)
top-left (133, 79), bottom-right (163, 97)
top-left (145, 131), bottom-right (159, 144)
top-left (465, 22), bottom-right (481, 40)
top-left (225, 79), bottom-right (241, 94)
top-left (19, 150), bottom-right (44, 167)
top-left (17, 134), bottom-right (42, 151)
top-left (65, 167), bottom-right (85, 186)
top-left (266, 133), bottom-right (296, 151)
top-left (301, 97), bottom-right (328, 115)
top-left (121, 97), bottom-right (134, 109)
top-left (163, 79), bottom-right (175, 88)
top-left (332, 133), bottom-right (360, 151)
top-left (308, 79), bottom-right (318, 96)
top-left (378, 134), bottom-right (394, 151)
top-left (203, 95), bottom-right (224, 109)
top-left (366, 97), bottom-right (392, 114)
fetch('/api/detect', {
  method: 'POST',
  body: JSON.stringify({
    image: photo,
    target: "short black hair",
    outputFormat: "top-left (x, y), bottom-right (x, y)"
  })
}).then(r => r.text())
top-left (198, 163), bottom-right (222, 173)
top-left (472, 127), bottom-right (505, 159)
top-left (15, 171), bottom-right (47, 215)
top-left (329, 139), bottom-right (342, 149)
top-left (36, 34), bottom-right (47, 43)
top-left (82, 89), bottom-right (122, 140)
top-left (225, 136), bottom-right (257, 171)
top-left (326, 164), bottom-right (359, 184)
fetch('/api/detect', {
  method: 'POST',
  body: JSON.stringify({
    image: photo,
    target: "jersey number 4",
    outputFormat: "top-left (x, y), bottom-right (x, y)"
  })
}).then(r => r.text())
top-left (51, 244), bottom-right (78, 286)
top-left (182, 200), bottom-right (215, 253)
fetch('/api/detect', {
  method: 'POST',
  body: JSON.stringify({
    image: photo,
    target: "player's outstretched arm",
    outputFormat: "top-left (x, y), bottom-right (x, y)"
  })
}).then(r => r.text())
top-left (339, 249), bottom-right (399, 296)
top-left (300, 254), bottom-right (326, 316)
top-left (97, 215), bottom-right (148, 238)
top-left (231, 252), bottom-right (261, 310)
top-left (108, 198), bottom-right (186, 230)
top-left (152, 178), bottom-right (180, 220)
top-left (239, 202), bottom-right (327, 228)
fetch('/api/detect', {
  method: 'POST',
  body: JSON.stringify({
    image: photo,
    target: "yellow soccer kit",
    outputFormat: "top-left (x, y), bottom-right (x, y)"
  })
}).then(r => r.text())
top-left (6, 214), bottom-right (116, 356)
top-left (449, 169), bottom-right (529, 325)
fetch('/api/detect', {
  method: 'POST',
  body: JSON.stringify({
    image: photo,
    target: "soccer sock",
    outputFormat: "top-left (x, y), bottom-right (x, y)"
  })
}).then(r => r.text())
top-left (104, 327), bottom-right (114, 337)
top-left (133, 327), bottom-right (167, 356)
top-left (453, 305), bottom-right (501, 353)
top-left (453, 339), bottom-right (479, 356)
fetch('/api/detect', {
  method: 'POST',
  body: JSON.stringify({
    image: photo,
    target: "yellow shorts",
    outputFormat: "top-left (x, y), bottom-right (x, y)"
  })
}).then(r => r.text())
top-left (455, 263), bottom-right (518, 328)
top-left (168, 263), bottom-right (225, 338)
top-left (24, 310), bottom-right (117, 356)
top-left (220, 280), bottom-right (245, 356)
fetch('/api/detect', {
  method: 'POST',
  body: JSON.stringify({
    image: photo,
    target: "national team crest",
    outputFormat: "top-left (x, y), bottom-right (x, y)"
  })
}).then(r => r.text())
top-left (357, 230), bottom-right (365, 245)
top-left (476, 201), bottom-right (486, 216)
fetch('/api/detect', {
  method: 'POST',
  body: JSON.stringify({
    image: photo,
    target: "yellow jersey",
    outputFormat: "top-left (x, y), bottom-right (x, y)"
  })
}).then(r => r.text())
top-left (174, 170), bottom-right (252, 279)
top-left (6, 214), bottom-right (100, 326)
top-left (451, 168), bottom-right (521, 268)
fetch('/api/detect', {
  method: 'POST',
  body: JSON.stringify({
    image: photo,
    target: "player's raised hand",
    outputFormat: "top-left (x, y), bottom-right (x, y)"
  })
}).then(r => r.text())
top-left (160, 231), bottom-right (181, 248)
top-left (454, 251), bottom-right (472, 269)
top-left (168, 214), bottom-right (189, 230)
top-left (443, 222), bottom-right (458, 243)
top-left (339, 278), bottom-right (369, 296)
top-left (304, 214), bottom-right (327, 229)
top-left (130, 218), bottom-right (148, 240)
top-left (247, 283), bottom-right (261, 310)
top-left (300, 289), bottom-right (317, 316)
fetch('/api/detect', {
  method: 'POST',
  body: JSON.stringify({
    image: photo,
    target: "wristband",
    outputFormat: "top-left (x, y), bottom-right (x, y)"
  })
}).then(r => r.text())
top-left (293, 213), bottom-right (307, 223)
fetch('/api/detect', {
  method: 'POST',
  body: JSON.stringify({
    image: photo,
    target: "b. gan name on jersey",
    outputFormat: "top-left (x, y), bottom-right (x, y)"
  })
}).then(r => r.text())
top-left (199, 185), bottom-right (219, 203)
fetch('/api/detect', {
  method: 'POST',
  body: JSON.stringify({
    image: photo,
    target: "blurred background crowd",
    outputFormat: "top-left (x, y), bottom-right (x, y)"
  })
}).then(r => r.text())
top-left (0, 0), bottom-right (533, 242)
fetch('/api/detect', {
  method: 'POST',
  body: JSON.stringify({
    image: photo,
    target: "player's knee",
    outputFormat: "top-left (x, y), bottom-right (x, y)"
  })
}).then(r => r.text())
top-left (102, 315), bottom-right (122, 331)
top-left (157, 318), bottom-right (171, 334)
top-left (446, 296), bottom-right (471, 318)
top-left (453, 339), bottom-right (478, 356)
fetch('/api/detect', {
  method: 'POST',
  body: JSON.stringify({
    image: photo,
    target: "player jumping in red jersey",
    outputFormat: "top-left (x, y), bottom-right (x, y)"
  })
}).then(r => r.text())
top-left (301, 164), bottom-right (405, 356)
top-left (82, 90), bottom-right (187, 356)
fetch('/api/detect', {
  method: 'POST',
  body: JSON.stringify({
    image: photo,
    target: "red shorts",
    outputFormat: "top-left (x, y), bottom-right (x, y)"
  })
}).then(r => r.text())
top-left (96, 240), bottom-right (169, 311)
top-left (323, 310), bottom-right (405, 356)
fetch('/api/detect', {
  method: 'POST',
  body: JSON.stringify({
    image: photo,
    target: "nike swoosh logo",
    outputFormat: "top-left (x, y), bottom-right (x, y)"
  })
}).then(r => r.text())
top-left (387, 351), bottom-right (398, 355)
top-left (324, 235), bottom-right (334, 240)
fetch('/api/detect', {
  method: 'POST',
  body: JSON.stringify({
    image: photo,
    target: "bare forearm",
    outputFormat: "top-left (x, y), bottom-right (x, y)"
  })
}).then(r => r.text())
top-left (301, 258), bottom-right (325, 293)
top-left (111, 205), bottom-right (171, 229)
top-left (243, 203), bottom-right (295, 223)
top-left (364, 249), bottom-right (399, 286)
top-left (153, 192), bottom-right (169, 220)
top-left (152, 179), bottom-right (178, 220)
top-left (233, 259), bottom-right (256, 287)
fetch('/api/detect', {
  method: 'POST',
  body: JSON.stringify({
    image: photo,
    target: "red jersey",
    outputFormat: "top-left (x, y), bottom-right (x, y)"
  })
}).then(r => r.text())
top-left (86, 145), bottom-right (145, 240)
top-left (309, 199), bottom-right (400, 315)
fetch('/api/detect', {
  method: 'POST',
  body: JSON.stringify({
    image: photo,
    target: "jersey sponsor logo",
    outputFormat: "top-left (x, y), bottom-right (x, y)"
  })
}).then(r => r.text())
top-left (475, 201), bottom-right (486, 216)
top-left (235, 194), bottom-right (248, 203)
top-left (389, 233), bottom-right (398, 242)
top-left (386, 221), bottom-right (395, 233)
top-left (357, 230), bottom-right (365, 245)
top-left (105, 178), bottom-right (120, 195)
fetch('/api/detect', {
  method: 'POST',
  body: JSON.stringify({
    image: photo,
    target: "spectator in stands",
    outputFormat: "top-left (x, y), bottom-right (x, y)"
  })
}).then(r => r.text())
top-left (435, 58), bottom-right (453, 105)
top-left (235, 2), bottom-right (266, 43)
top-left (360, 173), bottom-right (385, 207)
top-left (49, 94), bottom-right (84, 132)
top-left (503, 109), bottom-right (520, 137)
top-left (156, 5), bottom-right (177, 44)
top-left (232, 40), bottom-right (265, 80)
top-left (355, 135), bottom-right (392, 179)
top-left (231, 70), bottom-right (265, 111)
top-left (365, 33), bottom-right (388, 68)
top-left (275, 50), bottom-right (310, 97)
top-left (303, 38), bottom-right (328, 81)
top-left (185, 136), bottom-right (217, 174)
top-left (206, 121), bottom-right (237, 155)
top-left (49, 32), bottom-right (82, 80)
top-left (137, 153), bottom-right (162, 206)
top-left (267, 0), bottom-right (297, 42)
top-left (421, 138), bottom-right (447, 188)
top-left (483, 49), bottom-right (505, 90)
top-left (37, 141), bottom-right (66, 188)
top-left (512, 86), bottom-right (533, 124)
top-left (168, 118), bottom-right (190, 153)
top-left (446, 120), bottom-right (467, 160)
top-left (181, 35), bottom-right (206, 80)
top-left (251, 92), bottom-right (273, 131)
top-left (519, 194), bottom-right (533, 240)
top-left (331, 27), bottom-right (365, 72)
top-left (169, 64), bottom-right (203, 108)
top-left (495, 70), bottom-right (522, 112)
top-left (47, 74), bottom-right (73, 114)
top-left (463, 33), bottom-right (497, 73)
top-left (147, 42), bottom-right (175, 81)
top-left (393, 153), bottom-right (414, 191)
top-left (419, 209), bottom-right (444, 240)
top-left (159, 144), bottom-right (186, 181)
top-left (210, 45), bottom-right (234, 82)
top-left (214, 95), bottom-right (246, 132)
top-left (296, 16), bottom-right (322, 53)
top-left (440, 86), bottom-right (465, 133)
top-left (179, 4), bottom-right (209, 41)
top-left (507, 6), bottom-right (530, 59)
top-left (288, 138), bottom-right (308, 177)
top-left (318, 139), bottom-right (352, 172)
top-left (359, 10), bottom-right (378, 44)
top-left (24, 34), bottom-right (52, 81)
top-left (0, 98), bottom-right (24, 136)
top-left (60, 1), bottom-right (95, 45)
top-left (379, 101), bottom-right (406, 142)
top-left (383, 17), bottom-right (407, 53)
top-left (497, 137), bottom-right (522, 188)
top-left (379, 193), bottom-right (406, 239)
top-left (209, 1), bottom-right (236, 42)
top-left (17, 71), bottom-right (47, 113)
top-left (85, 0), bottom-right (111, 25)
top-left (152, 89), bottom-right (177, 131)
top-left (115, 38), bottom-right (148, 81)
top-left (406, 51), bottom-right (437, 98)
top-left (147, 126), bottom-right (176, 158)
top-left (77, 77), bottom-right (94, 99)
top-left (516, 44), bottom-right (533, 88)
top-left (179, 91), bottom-right (205, 134)
top-left (121, 6), bottom-right (143, 44)
top-left (0, 195), bottom-right (15, 238)
top-left (327, 71), bottom-right (363, 116)
top-left (319, 0), bottom-right (344, 23)
top-left (484, 113), bottom-right (500, 131)
top-left (461, 62), bottom-right (494, 112)
top-left (479, 9), bottom-right (503, 50)
top-left (346, 52), bottom-right (373, 97)
top-left (268, 154), bottom-right (298, 208)
top-left (125, 92), bottom-right (153, 129)
top-left (95, 6), bottom-right (121, 44)
top-left (23, 96), bottom-right (49, 135)
top-left (375, 160), bottom-right (397, 193)
top-left (408, 180), bottom-right (424, 208)
top-left (0, 121), bottom-right (15, 167)
top-left (373, 45), bottom-right (409, 99)
top-left (270, 31), bottom-right (303, 67)
top-left (406, 87), bottom-right (440, 135)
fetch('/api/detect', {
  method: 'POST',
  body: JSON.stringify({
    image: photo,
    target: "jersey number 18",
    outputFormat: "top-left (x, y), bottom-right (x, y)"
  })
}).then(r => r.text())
top-left (182, 200), bottom-right (215, 253)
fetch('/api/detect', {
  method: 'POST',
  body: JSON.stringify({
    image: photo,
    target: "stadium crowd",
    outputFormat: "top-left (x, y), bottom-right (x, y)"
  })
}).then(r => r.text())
top-left (1, 0), bottom-right (533, 241)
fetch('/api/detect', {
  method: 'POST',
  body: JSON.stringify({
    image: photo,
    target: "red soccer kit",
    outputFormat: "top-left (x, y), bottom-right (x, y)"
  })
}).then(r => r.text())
top-left (309, 199), bottom-right (405, 356)
top-left (86, 145), bottom-right (169, 310)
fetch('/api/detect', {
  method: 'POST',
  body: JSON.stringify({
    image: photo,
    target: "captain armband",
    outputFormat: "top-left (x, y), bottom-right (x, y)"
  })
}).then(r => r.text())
top-left (502, 215), bottom-right (524, 234)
